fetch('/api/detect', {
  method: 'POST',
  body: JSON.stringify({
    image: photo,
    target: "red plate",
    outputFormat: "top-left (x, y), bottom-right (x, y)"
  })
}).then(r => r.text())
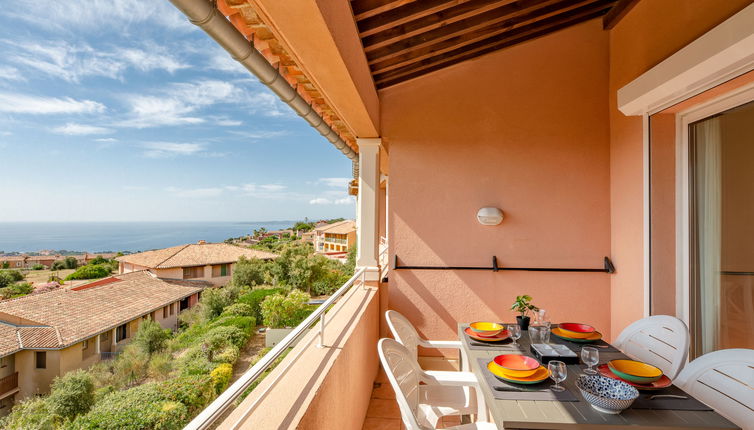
top-left (597, 364), bottom-right (672, 390)
top-left (465, 327), bottom-right (510, 342)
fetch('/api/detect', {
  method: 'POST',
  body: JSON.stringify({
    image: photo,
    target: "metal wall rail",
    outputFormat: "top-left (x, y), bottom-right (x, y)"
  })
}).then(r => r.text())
top-left (393, 255), bottom-right (616, 274)
top-left (183, 267), bottom-right (367, 430)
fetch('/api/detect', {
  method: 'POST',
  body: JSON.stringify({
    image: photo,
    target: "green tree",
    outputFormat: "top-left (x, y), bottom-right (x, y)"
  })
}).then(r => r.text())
top-left (132, 319), bottom-right (171, 355)
top-left (51, 260), bottom-right (66, 271)
top-left (46, 370), bottom-right (95, 420)
top-left (63, 256), bottom-right (79, 269)
top-left (1, 261), bottom-right (9, 269)
top-left (260, 290), bottom-right (311, 328)
top-left (269, 243), bottom-right (311, 285)
top-left (65, 264), bottom-right (111, 280)
top-left (232, 256), bottom-right (268, 287)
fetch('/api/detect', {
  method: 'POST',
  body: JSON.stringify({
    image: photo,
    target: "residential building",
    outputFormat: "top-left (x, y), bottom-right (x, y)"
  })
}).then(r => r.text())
top-left (165, 1), bottom-right (754, 429)
top-left (313, 220), bottom-right (356, 255)
top-left (0, 271), bottom-right (206, 410)
top-left (0, 253), bottom-right (118, 270)
top-left (116, 241), bottom-right (277, 285)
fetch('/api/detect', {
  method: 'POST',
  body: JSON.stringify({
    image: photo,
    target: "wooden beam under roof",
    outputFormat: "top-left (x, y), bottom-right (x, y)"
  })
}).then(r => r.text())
top-left (357, 0), bottom-right (471, 37)
top-left (367, 0), bottom-right (597, 70)
top-left (361, 0), bottom-right (521, 52)
top-left (351, 0), bottom-right (419, 21)
top-left (373, 3), bottom-right (612, 88)
top-left (603, 0), bottom-right (640, 29)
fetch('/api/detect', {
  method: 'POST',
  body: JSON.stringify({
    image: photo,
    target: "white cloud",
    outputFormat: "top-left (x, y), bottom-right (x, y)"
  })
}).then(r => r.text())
top-left (309, 196), bottom-right (355, 205)
top-left (2, 40), bottom-right (188, 83)
top-left (95, 138), bottom-right (118, 142)
top-left (230, 130), bottom-right (288, 140)
top-left (317, 177), bottom-right (351, 188)
top-left (208, 50), bottom-right (248, 75)
top-left (141, 142), bottom-right (206, 158)
top-left (165, 186), bottom-right (224, 198)
top-left (0, 66), bottom-right (24, 81)
top-left (0, 92), bottom-right (105, 114)
top-left (216, 119), bottom-right (242, 127)
top-left (52, 123), bottom-right (113, 135)
top-left (122, 185), bottom-right (146, 191)
top-left (2, 0), bottom-right (190, 33)
top-left (119, 80), bottom-right (237, 128)
top-left (0, 131), bottom-right (12, 136)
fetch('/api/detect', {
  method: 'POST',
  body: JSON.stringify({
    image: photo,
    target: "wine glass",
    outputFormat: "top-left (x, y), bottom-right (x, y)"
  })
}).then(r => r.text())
top-left (581, 346), bottom-right (599, 375)
top-left (535, 309), bottom-right (548, 325)
top-left (508, 324), bottom-right (521, 346)
top-left (548, 360), bottom-right (567, 392)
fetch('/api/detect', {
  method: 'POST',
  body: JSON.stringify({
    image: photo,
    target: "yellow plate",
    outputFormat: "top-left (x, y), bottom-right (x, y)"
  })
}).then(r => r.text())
top-left (608, 359), bottom-right (663, 378)
top-left (487, 362), bottom-right (550, 384)
top-left (469, 321), bottom-right (504, 337)
top-left (551, 327), bottom-right (603, 342)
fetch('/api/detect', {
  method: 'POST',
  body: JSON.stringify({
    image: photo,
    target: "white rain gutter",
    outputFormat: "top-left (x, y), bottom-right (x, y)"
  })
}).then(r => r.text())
top-left (169, 0), bottom-right (359, 175)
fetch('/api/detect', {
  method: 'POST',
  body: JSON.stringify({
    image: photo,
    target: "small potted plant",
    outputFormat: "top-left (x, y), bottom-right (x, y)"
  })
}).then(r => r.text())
top-left (510, 295), bottom-right (538, 330)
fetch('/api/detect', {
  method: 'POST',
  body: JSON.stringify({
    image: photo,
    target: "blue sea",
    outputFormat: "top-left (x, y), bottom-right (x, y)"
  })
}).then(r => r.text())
top-left (0, 221), bottom-right (295, 253)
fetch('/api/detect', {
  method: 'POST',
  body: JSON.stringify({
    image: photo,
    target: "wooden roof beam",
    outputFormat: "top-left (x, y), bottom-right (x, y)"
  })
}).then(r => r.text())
top-left (351, 0), bottom-right (419, 21)
top-left (357, 0), bottom-right (468, 37)
top-left (603, 0), bottom-right (640, 30)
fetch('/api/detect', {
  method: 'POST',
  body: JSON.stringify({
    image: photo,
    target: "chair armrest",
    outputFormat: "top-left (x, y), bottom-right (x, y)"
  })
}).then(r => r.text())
top-left (420, 339), bottom-right (462, 350)
top-left (422, 370), bottom-right (480, 387)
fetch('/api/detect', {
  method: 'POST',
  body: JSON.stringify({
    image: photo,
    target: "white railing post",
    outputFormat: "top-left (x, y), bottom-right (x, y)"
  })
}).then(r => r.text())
top-left (317, 314), bottom-right (326, 348)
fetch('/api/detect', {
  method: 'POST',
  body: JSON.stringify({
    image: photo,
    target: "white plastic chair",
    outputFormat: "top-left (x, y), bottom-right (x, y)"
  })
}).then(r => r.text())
top-left (675, 349), bottom-right (754, 430)
top-left (378, 338), bottom-right (496, 430)
top-left (613, 315), bottom-right (690, 379)
top-left (385, 310), bottom-right (470, 370)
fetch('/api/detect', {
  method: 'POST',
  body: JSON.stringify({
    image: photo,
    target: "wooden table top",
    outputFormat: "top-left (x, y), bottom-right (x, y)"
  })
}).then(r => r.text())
top-left (458, 324), bottom-right (740, 430)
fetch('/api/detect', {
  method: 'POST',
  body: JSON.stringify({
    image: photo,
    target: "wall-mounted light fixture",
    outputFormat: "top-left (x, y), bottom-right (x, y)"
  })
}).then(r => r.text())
top-left (477, 207), bottom-right (504, 225)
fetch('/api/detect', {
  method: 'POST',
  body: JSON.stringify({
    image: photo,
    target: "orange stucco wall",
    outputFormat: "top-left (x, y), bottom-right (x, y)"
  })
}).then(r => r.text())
top-left (607, 0), bottom-right (752, 337)
top-left (381, 20), bottom-right (612, 343)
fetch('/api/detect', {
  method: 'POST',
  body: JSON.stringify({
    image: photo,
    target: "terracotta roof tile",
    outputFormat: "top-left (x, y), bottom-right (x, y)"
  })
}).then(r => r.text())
top-left (117, 243), bottom-right (277, 269)
top-left (315, 220), bottom-right (356, 234)
top-left (0, 271), bottom-right (209, 355)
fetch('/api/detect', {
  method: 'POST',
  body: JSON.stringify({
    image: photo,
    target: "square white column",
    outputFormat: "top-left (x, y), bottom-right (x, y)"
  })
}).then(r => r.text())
top-left (356, 138), bottom-right (381, 280)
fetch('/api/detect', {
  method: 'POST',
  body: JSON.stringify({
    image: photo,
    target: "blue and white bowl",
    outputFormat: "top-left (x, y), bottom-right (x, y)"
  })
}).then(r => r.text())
top-left (576, 375), bottom-right (639, 414)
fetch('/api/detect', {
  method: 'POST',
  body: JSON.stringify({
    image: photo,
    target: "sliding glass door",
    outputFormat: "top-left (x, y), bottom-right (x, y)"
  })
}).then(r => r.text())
top-left (689, 100), bottom-right (754, 358)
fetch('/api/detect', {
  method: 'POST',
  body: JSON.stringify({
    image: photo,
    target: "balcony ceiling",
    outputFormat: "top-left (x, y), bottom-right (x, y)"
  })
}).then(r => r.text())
top-left (352, 0), bottom-right (630, 89)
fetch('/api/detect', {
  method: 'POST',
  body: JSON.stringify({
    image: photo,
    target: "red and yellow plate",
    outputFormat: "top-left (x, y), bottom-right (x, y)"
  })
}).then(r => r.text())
top-left (465, 327), bottom-right (510, 342)
top-left (597, 364), bottom-right (672, 390)
top-left (487, 361), bottom-right (550, 384)
top-left (551, 327), bottom-right (603, 343)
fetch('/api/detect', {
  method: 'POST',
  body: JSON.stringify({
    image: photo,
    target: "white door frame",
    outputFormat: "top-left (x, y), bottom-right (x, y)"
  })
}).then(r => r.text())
top-left (674, 83), bottom-right (754, 326)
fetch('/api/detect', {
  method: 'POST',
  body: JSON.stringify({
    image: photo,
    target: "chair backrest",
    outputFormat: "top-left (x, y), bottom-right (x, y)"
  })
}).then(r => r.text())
top-left (675, 349), bottom-right (754, 430)
top-left (377, 338), bottom-right (431, 430)
top-left (613, 315), bottom-right (689, 379)
top-left (386, 310), bottom-right (423, 359)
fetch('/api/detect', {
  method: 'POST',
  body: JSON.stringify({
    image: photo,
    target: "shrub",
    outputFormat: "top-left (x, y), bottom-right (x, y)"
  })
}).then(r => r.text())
top-left (213, 345), bottom-right (240, 364)
top-left (112, 345), bottom-right (150, 387)
top-left (221, 302), bottom-right (254, 317)
top-left (63, 256), bottom-right (78, 269)
top-left (204, 326), bottom-right (248, 352)
top-left (0, 396), bottom-right (57, 429)
top-left (132, 319), bottom-right (171, 355)
top-left (208, 315), bottom-right (255, 333)
top-left (177, 347), bottom-right (214, 376)
top-left (177, 305), bottom-right (204, 329)
top-left (4, 270), bottom-right (24, 282)
top-left (1, 261), bottom-right (8, 269)
top-left (51, 260), bottom-right (66, 271)
top-left (71, 383), bottom-right (187, 430)
top-left (210, 363), bottom-right (233, 394)
top-left (232, 256), bottom-right (269, 287)
top-left (237, 287), bottom-right (283, 322)
top-left (157, 374), bottom-right (214, 415)
top-left (65, 264), bottom-right (111, 281)
top-left (0, 282), bottom-right (34, 299)
top-left (200, 288), bottom-right (230, 320)
top-left (147, 352), bottom-right (174, 381)
top-left (31, 263), bottom-right (45, 270)
top-left (260, 290), bottom-right (311, 328)
top-left (47, 370), bottom-right (95, 419)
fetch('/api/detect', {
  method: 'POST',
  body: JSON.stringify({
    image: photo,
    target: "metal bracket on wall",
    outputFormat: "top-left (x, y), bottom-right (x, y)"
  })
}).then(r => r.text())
top-left (393, 255), bottom-right (615, 274)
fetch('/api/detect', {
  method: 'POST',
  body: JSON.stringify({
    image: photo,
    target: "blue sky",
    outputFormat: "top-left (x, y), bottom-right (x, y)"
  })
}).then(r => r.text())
top-left (0, 0), bottom-right (355, 222)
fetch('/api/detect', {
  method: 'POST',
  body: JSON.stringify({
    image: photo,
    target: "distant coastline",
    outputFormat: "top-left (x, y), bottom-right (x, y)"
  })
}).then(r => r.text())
top-left (0, 221), bottom-right (296, 253)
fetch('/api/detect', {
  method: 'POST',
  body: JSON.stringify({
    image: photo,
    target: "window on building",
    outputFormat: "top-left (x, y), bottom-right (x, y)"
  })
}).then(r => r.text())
top-left (183, 266), bottom-right (203, 279)
top-left (35, 351), bottom-right (46, 369)
top-left (82, 339), bottom-right (88, 350)
top-left (102, 331), bottom-right (109, 341)
top-left (163, 307), bottom-right (168, 318)
top-left (0, 356), bottom-right (6, 368)
top-left (212, 263), bottom-right (230, 277)
top-left (116, 324), bottom-right (128, 342)
top-left (169, 303), bottom-right (175, 315)
top-left (179, 297), bottom-right (190, 311)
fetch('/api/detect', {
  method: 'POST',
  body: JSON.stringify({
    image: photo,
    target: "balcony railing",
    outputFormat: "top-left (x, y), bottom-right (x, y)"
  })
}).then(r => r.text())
top-left (0, 371), bottom-right (18, 396)
top-left (184, 267), bottom-right (367, 430)
top-left (100, 352), bottom-right (119, 360)
top-left (324, 237), bottom-right (348, 245)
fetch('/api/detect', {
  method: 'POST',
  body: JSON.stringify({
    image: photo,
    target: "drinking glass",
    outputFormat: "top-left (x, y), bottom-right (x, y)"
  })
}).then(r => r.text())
top-left (540, 323), bottom-right (551, 344)
top-left (529, 325), bottom-right (542, 344)
top-left (508, 324), bottom-right (521, 346)
top-left (535, 309), bottom-right (548, 325)
top-left (548, 360), bottom-right (567, 392)
top-left (581, 346), bottom-right (599, 375)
